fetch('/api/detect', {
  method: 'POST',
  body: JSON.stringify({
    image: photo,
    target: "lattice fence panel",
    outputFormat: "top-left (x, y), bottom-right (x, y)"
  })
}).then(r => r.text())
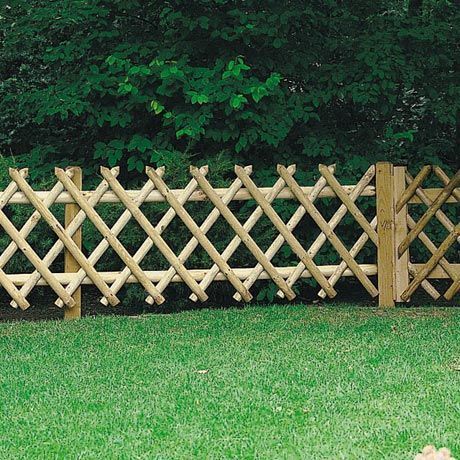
top-left (0, 164), bottom-right (380, 315)
top-left (395, 166), bottom-right (460, 301)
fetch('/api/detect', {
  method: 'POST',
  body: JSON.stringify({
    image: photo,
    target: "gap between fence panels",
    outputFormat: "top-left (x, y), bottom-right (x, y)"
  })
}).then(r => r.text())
top-left (0, 162), bottom-right (457, 319)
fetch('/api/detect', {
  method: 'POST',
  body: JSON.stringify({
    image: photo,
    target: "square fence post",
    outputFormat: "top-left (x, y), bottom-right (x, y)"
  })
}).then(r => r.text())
top-left (64, 166), bottom-right (82, 319)
top-left (393, 166), bottom-right (410, 302)
top-left (376, 162), bottom-right (395, 307)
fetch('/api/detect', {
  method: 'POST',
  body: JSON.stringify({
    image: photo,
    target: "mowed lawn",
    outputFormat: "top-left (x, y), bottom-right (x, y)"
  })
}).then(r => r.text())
top-left (0, 305), bottom-right (459, 459)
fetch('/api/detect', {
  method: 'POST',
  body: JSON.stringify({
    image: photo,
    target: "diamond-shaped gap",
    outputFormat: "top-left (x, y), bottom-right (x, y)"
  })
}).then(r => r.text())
top-left (289, 202), bottom-right (326, 262)
top-left (149, 198), bottom-right (209, 272)
top-left (110, 199), bottom-right (167, 274)
top-left (138, 202), bottom-right (178, 271)
top-left (430, 200), bottom-right (458, 263)
top-left (173, 199), bottom-right (230, 270)
top-left (329, 194), bottom-right (377, 266)
top-left (270, 241), bottom-right (296, 268)
top-left (266, 195), bottom-right (323, 268)
top-left (1, 202), bottom-right (34, 276)
top-left (33, 202), bottom-right (65, 272)
top-left (418, 211), bottom-right (452, 260)
top-left (293, 210), bottom-right (322, 244)
top-left (225, 197), bottom-right (271, 269)
top-left (84, 201), bottom-right (127, 274)
top-left (407, 198), bottom-right (458, 265)
top-left (0, 199), bottom-right (66, 308)
top-left (2, 201), bottom-right (62, 274)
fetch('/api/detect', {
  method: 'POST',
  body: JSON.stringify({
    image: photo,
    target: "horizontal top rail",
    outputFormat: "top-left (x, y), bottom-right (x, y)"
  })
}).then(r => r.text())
top-left (2, 187), bottom-right (457, 206)
top-left (1, 184), bottom-right (377, 204)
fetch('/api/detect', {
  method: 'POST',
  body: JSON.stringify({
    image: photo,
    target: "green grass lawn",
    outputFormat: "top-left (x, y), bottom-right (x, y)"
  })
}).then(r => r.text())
top-left (1, 305), bottom-right (459, 459)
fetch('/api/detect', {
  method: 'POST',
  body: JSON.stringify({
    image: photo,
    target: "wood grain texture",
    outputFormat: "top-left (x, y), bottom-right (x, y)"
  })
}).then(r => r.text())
top-left (0, 162), bottom-right (456, 315)
top-left (64, 167), bottom-right (82, 319)
top-left (376, 162), bottom-right (395, 307)
top-left (393, 166), bottom-right (409, 302)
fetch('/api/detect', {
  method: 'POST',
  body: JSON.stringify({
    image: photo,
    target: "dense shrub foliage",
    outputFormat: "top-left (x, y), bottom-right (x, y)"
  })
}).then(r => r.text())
top-left (1, 0), bottom-right (458, 179)
top-left (0, 1), bottom-right (458, 304)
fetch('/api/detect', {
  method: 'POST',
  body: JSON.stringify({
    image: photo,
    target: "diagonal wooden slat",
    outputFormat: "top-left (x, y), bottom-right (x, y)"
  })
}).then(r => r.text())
top-left (0, 169), bottom-right (73, 275)
top-left (190, 166), bottom-right (297, 300)
top-left (146, 167), bottom-right (252, 302)
top-left (152, 166), bottom-right (251, 303)
top-left (283, 165), bottom-right (376, 299)
top-left (318, 216), bottom-right (378, 299)
top-left (406, 170), bottom-right (460, 245)
top-left (318, 164), bottom-right (378, 245)
top-left (99, 166), bottom-right (208, 302)
top-left (57, 168), bottom-right (166, 305)
top-left (0, 168), bottom-right (31, 309)
top-left (100, 166), bottom-right (210, 306)
top-left (236, 166), bottom-right (331, 302)
top-left (407, 214), bottom-right (457, 283)
top-left (278, 165), bottom-right (378, 298)
top-left (408, 263), bottom-right (441, 300)
top-left (445, 271), bottom-right (460, 300)
top-left (401, 223), bottom-right (460, 301)
top-left (0, 265), bottom-right (30, 310)
top-left (401, 167), bottom-right (459, 300)
top-left (0, 169), bottom-right (28, 208)
top-left (399, 170), bottom-right (460, 257)
top-left (59, 167), bottom-right (164, 308)
top-left (22, 167), bottom-right (119, 309)
top-left (10, 168), bottom-right (120, 306)
top-left (235, 165), bottom-right (338, 298)
top-left (191, 164), bottom-right (296, 303)
top-left (0, 207), bottom-right (75, 307)
top-left (396, 165), bottom-right (432, 213)
top-left (5, 167), bottom-right (78, 308)
top-left (434, 166), bottom-right (460, 202)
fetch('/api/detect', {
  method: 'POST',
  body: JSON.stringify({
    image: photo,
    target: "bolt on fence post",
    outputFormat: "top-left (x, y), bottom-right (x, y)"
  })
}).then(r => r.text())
top-left (376, 162), bottom-right (395, 307)
top-left (393, 166), bottom-right (410, 302)
top-left (64, 166), bottom-right (82, 319)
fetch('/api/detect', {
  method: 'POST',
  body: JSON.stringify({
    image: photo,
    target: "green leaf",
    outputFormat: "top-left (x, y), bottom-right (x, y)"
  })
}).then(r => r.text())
top-left (150, 100), bottom-right (165, 114)
top-left (108, 139), bottom-right (125, 149)
top-left (230, 94), bottom-right (248, 109)
top-left (176, 128), bottom-right (193, 138)
top-left (251, 86), bottom-right (268, 103)
top-left (235, 135), bottom-right (248, 152)
top-left (127, 135), bottom-right (152, 153)
top-left (266, 73), bottom-right (281, 90)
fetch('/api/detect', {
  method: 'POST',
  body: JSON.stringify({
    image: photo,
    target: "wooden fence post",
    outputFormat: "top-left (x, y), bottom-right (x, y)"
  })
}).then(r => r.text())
top-left (393, 166), bottom-right (409, 302)
top-left (376, 162), bottom-right (395, 307)
top-left (64, 166), bottom-right (82, 319)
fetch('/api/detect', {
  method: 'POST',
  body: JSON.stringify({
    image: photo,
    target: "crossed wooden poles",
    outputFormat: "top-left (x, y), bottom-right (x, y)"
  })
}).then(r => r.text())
top-left (0, 164), bottom-right (380, 310)
top-left (395, 166), bottom-right (460, 301)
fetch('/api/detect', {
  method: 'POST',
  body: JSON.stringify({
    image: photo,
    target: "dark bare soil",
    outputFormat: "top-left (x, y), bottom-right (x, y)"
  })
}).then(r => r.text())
top-left (0, 277), bottom-right (456, 322)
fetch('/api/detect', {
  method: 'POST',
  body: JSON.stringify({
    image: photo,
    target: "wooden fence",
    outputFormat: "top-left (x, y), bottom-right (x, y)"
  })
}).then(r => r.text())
top-left (0, 162), bottom-right (458, 319)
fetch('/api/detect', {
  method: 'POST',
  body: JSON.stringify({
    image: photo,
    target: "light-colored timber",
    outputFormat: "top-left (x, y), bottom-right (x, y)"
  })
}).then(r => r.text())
top-left (190, 166), bottom-right (297, 300)
top-left (393, 166), bottom-right (409, 302)
top-left (0, 162), bottom-right (457, 317)
top-left (376, 162), bottom-right (395, 307)
top-left (64, 167), bottom-right (83, 319)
